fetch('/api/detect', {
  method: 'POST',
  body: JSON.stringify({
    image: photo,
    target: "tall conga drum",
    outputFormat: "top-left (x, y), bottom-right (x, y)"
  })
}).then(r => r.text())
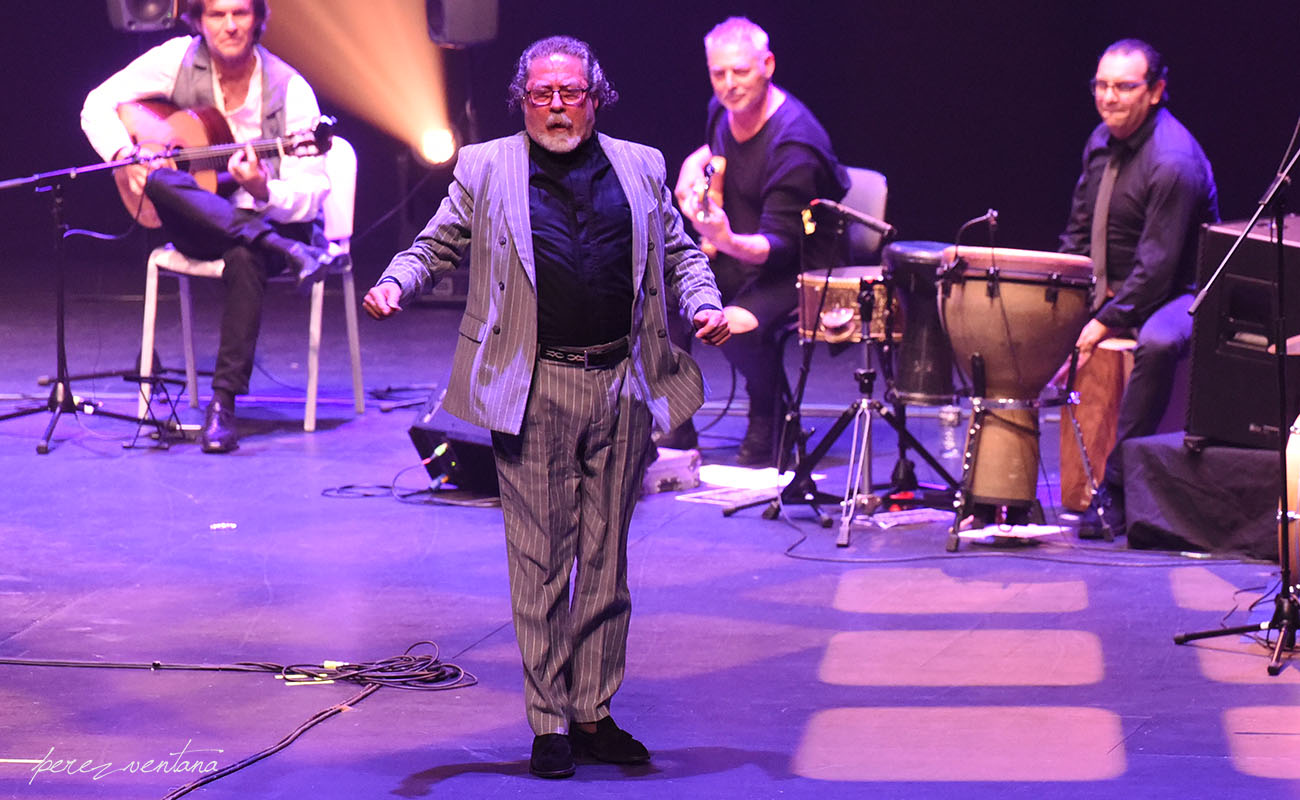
top-left (1284, 417), bottom-right (1300, 578)
top-left (883, 241), bottom-right (956, 405)
top-left (938, 246), bottom-right (1094, 507)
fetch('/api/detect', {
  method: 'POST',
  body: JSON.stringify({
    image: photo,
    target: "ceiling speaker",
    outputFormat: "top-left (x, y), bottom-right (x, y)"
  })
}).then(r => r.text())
top-left (107, 0), bottom-right (178, 32)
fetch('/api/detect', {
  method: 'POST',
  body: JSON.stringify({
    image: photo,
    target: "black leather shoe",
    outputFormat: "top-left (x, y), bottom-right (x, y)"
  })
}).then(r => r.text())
top-left (569, 717), bottom-right (650, 765)
top-left (1077, 486), bottom-right (1124, 540)
top-left (529, 733), bottom-right (575, 779)
top-left (200, 398), bottom-right (239, 454)
top-left (280, 241), bottom-right (343, 293)
top-left (736, 416), bottom-right (776, 467)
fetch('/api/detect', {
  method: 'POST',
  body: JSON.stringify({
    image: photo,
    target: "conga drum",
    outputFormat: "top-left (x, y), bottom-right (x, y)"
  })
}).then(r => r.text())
top-left (883, 241), bottom-right (956, 405)
top-left (1283, 417), bottom-right (1300, 576)
top-left (1059, 338), bottom-right (1137, 511)
top-left (796, 266), bottom-right (900, 344)
top-left (938, 246), bottom-right (1094, 506)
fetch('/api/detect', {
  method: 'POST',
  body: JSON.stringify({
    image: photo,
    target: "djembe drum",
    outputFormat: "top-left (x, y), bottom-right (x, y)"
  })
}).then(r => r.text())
top-left (883, 241), bottom-right (956, 405)
top-left (938, 246), bottom-right (1094, 508)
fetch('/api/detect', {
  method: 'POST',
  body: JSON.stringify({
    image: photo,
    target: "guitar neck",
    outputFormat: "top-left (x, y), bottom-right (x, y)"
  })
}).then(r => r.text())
top-left (173, 137), bottom-right (296, 172)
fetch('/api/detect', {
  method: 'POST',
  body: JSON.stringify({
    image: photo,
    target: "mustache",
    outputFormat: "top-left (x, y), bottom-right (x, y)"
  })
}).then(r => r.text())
top-left (545, 113), bottom-right (573, 129)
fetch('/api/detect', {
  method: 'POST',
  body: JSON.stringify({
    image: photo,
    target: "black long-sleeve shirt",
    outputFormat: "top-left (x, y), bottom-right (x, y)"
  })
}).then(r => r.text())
top-left (528, 135), bottom-right (634, 347)
top-left (703, 90), bottom-right (849, 295)
top-left (1059, 106), bottom-right (1219, 330)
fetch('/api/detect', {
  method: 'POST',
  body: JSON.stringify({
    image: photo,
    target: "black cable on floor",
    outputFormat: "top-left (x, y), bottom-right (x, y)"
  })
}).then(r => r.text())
top-left (0, 641), bottom-right (475, 799)
top-left (161, 683), bottom-right (380, 799)
top-left (319, 462), bottom-right (500, 508)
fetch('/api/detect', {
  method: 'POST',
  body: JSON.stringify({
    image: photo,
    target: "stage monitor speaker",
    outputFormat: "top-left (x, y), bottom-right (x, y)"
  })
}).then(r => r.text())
top-left (409, 394), bottom-right (499, 495)
top-left (426, 0), bottom-right (498, 48)
top-left (1186, 216), bottom-right (1300, 449)
top-left (107, 0), bottom-right (178, 32)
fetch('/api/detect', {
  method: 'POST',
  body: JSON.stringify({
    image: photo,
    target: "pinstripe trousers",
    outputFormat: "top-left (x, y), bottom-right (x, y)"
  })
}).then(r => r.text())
top-left (491, 356), bottom-right (654, 735)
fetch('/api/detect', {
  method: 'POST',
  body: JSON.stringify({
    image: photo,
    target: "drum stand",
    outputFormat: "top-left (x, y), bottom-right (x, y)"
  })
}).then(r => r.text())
top-left (1173, 146), bottom-right (1299, 675)
top-left (942, 349), bottom-right (1068, 552)
top-left (871, 336), bottom-right (962, 508)
top-left (722, 367), bottom-right (875, 527)
top-left (942, 397), bottom-right (1049, 551)
top-left (725, 363), bottom-right (961, 541)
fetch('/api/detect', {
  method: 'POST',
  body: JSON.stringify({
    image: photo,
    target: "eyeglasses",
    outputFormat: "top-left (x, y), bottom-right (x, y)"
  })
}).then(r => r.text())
top-left (1089, 79), bottom-right (1148, 96)
top-left (525, 86), bottom-right (590, 106)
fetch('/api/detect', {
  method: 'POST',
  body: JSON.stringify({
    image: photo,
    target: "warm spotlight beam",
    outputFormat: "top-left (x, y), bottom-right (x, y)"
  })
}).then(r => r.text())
top-left (263, 0), bottom-right (451, 159)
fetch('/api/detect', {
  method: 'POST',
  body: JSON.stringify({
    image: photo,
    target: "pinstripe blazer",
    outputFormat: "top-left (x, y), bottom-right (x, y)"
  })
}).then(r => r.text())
top-left (381, 131), bottom-right (723, 435)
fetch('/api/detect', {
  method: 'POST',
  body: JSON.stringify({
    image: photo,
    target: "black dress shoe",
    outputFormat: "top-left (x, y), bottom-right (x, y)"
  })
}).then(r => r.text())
top-left (529, 733), bottom-right (575, 778)
top-left (1077, 485), bottom-right (1124, 540)
top-left (280, 241), bottom-right (342, 292)
top-left (200, 398), bottom-right (239, 454)
top-left (568, 717), bottom-right (650, 765)
top-left (736, 416), bottom-right (776, 467)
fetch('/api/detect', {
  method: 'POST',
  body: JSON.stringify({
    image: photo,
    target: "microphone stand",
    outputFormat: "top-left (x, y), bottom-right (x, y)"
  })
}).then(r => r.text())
top-left (0, 157), bottom-right (164, 453)
top-left (1174, 132), bottom-right (1299, 675)
top-left (723, 207), bottom-right (851, 524)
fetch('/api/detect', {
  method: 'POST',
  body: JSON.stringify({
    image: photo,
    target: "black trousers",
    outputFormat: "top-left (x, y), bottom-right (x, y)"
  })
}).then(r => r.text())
top-left (1102, 293), bottom-right (1194, 497)
top-left (144, 169), bottom-right (316, 397)
top-left (670, 271), bottom-right (796, 421)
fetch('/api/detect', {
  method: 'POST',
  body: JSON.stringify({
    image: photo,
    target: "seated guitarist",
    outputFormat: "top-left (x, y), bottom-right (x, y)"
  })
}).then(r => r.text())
top-left (669, 17), bottom-right (849, 466)
top-left (80, 0), bottom-right (340, 453)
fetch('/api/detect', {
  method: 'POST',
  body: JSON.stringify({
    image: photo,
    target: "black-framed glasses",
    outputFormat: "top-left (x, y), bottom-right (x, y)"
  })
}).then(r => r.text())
top-left (526, 86), bottom-right (590, 106)
top-left (1089, 79), bottom-right (1147, 96)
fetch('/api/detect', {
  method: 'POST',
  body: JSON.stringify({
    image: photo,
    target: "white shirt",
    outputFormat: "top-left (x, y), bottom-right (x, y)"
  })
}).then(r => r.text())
top-left (80, 36), bottom-right (327, 224)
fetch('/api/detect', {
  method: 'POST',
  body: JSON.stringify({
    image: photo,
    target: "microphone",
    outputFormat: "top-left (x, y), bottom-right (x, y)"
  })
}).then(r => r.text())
top-left (954, 208), bottom-right (1000, 248)
top-left (809, 198), bottom-right (895, 237)
top-left (945, 208), bottom-right (1000, 281)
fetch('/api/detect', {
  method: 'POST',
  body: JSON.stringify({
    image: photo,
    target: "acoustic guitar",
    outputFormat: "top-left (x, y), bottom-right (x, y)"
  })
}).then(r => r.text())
top-left (113, 99), bottom-right (334, 228)
top-left (691, 154), bottom-right (726, 258)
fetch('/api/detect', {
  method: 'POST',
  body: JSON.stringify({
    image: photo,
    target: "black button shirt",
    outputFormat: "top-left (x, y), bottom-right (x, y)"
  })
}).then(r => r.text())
top-left (528, 135), bottom-right (634, 347)
top-left (1059, 107), bottom-right (1218, 330)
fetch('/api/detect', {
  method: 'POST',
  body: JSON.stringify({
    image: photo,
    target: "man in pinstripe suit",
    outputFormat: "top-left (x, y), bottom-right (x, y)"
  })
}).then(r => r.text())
top-left (364, 36), bottom-right (729, 778)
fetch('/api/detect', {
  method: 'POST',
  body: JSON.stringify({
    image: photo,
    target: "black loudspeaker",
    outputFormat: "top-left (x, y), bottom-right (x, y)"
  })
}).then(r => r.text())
top-left (1186, 216), bottom-right (1300, 449)
top-left (107, 0), bottom-right (178, 31)
top-left (426, 0), bottom-right (498, 48)
top-left (409, 394), bottom-right (499, 495)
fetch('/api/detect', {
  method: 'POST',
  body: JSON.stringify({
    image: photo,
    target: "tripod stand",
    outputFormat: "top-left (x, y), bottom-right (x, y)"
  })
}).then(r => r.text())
top-left (1173, 131), bottom-right (1300, 675)
top-left (0, 161), bottom-right (161, 452)
top-left (723, 294), bottom-right (962, 536)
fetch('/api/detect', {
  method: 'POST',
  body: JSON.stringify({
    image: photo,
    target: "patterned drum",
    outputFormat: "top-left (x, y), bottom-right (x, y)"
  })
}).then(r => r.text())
top-left (796, 266), bottom-right (900, 344)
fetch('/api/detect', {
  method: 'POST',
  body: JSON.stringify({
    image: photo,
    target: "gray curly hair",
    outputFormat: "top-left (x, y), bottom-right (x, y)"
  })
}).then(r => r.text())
top-left (506, 36), bottom-right (619, 111)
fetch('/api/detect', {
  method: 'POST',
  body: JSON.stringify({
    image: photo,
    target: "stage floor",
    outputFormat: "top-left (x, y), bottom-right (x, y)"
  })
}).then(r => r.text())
top-left (1, 256), bottom-right (1296, 799)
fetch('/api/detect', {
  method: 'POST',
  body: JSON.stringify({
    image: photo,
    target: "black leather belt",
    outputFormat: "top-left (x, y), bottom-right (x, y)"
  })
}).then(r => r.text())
top-left (538, 337), bottom-right (630, 370)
